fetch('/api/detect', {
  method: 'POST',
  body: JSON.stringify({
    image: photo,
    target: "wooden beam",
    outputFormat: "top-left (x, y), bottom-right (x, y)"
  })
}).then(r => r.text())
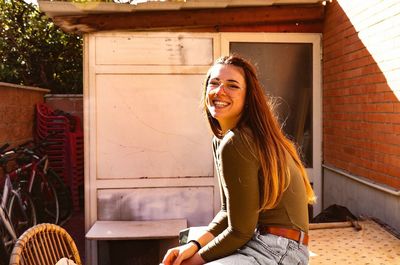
top-left (53, 5), bottom-right (325, 33)
top-left (212, 21), bottom-right (323, 33)
top-left (148, 22), bottom-right (323, 33)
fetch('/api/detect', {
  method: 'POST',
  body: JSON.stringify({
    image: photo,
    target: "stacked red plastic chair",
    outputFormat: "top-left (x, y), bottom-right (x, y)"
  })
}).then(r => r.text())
top-left (35, 103), bottom-right (83, 212)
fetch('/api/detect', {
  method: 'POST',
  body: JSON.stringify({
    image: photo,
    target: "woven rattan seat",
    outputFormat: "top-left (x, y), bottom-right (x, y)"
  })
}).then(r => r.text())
top-left (9, 223), bottom-right (81, 265)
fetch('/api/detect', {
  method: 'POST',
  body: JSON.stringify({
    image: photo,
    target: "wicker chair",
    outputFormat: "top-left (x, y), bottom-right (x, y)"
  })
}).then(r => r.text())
top-left (9, 223), bottom-right (82, 265)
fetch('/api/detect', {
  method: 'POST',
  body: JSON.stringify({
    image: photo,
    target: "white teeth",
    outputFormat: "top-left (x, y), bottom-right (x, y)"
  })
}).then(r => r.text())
top-left (214, 100), bottom-right (228, 107)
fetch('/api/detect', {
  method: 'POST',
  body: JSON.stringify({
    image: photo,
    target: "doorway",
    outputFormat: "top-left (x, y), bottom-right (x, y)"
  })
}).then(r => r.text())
top-left (221, 33), bottom-right (322, 214)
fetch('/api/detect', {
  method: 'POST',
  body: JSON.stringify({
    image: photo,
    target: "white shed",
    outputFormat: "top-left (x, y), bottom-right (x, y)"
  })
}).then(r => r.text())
top-left (39, 1), bottom-right (325, 264)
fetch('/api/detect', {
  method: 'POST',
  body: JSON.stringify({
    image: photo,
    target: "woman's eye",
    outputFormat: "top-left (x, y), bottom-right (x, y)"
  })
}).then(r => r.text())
top-left (228, 84), bottom-right (240, 89)
top-left (208, 81), bottom-right (219, 88)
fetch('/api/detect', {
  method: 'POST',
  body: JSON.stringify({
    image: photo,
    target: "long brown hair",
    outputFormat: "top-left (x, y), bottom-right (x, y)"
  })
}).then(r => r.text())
top-left (202, 55), bottom-right (315, 210)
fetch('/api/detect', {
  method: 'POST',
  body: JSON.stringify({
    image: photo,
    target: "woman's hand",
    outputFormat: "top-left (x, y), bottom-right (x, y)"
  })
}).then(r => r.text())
top-left (161, 231), bottom-right (213, 265)
top-left (161, 243), bottom-right (198, 265)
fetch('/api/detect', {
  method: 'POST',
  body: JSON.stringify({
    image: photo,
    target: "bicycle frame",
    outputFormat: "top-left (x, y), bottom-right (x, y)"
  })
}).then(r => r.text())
top-left (0, 176), bottom-right (19, 243)
top-left (9, 152), bottom-right (49, 194)
top-left (1, 136), bottom-right (69, 227)
top-left (11, 148), bottom-right (62, 225)
top-left (0, 150), bottom-right (39, 244)
top-left (0, 150), bottom-right (18, 246)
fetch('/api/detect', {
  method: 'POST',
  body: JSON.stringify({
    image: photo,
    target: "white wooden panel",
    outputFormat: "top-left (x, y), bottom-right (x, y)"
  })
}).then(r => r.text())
top-left (95, 36), bottom-right (213, 65)
top-left (86, 32), bottom-right (218, 265)
top-left (98, 187), bottom-right (213, 226)
top-left (95, 177), bottom-right (214, 189)
top-left (96, 74), bottom-right (213, 179)
top-left (94, 65), bottom-right (211, 74)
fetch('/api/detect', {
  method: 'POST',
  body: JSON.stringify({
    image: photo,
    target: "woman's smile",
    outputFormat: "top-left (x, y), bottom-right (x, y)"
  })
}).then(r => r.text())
top-left (212, 99), bottom-right (230, 108)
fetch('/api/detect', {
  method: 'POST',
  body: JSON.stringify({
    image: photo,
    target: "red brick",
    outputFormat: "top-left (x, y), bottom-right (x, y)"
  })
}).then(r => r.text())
top-left (347, 164), bottom-right (370, 179)
top-left (383, 92), bottom-right (399, 102)
top-left (394, 103), bottom-right (400, 113)
top-left (385, 176), bottom-right (400, 189)
top-left (324, 49), bottom-right (344, 62)
top-left (368, 123), bottom-right (395, 134)
top-left (367, 92), bottom-right (390, 103)
top-left (342, 25), bottom-right (357, 38)
top-left (373, 132), bottom-right (400, 145)
top-left (368, 73), bottom-right (388, 83)
top-left (343, 49), bottom-right (370, 62)
top-left (348, 85), bottom-right (364, 95)
top-left (368, 171), bottom-right (392, 186)
top-left (361, 64), bottom-right (381, 75)
top-left (368, 83), bottom-right (390, 93)
top-left (376, 103), bottom-right (394, 112)
top-left (343, 40), bottom-right (366, 55)
top-left (344, 34), bottom-right (363, 49)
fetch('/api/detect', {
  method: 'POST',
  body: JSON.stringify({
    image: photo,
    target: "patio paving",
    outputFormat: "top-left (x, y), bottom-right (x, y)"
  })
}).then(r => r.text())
top-left (309, 219), bottom-right (400, 265)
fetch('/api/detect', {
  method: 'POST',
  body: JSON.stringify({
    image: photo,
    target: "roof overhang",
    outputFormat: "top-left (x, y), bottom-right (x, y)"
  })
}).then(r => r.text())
top-left (39, 0), bottom-right (325, 17)
top-left (38, 0), bottom-right (326, 33)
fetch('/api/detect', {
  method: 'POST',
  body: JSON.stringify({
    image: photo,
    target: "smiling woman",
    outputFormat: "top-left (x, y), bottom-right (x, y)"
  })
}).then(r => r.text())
top-left (161, 54), bottom-right (315, 265)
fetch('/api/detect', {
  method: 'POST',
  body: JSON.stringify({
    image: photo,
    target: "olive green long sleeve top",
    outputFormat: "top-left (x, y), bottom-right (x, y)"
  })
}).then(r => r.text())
top-left (198, 130), bottom-right (309, 262)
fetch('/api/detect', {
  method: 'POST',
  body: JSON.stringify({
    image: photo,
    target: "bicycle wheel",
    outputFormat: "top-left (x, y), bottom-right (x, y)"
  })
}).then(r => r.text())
top-left (8, 191), bottom-right (36, 237)
top-left (47, 169), bottom-right (73, 225)
top-left (32, 177), bottom-right (59, 224)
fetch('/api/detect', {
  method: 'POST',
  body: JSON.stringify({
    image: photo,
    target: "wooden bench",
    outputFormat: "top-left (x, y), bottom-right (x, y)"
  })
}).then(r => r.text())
top-left (86, 219), bottom-right (187, 240)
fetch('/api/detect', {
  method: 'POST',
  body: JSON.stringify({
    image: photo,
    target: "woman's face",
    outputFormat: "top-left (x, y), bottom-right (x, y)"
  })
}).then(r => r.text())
top-left (206, 64), bottom-right (247, 130)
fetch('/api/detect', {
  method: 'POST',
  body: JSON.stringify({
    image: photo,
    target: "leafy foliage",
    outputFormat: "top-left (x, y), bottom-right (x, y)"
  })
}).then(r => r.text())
top-left (0, 0), bottom-right (83, 94)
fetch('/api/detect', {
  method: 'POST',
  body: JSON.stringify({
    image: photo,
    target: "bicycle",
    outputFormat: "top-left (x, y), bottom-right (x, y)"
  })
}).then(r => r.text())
top-left (12, 136), bottom-right (73, 226)
top-left (0, 144), bottom-right (37, 262)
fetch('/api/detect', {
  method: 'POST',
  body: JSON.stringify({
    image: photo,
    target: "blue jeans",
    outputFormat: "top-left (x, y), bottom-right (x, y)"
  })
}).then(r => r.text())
top-left (205, 231), bottom-right (309, 265)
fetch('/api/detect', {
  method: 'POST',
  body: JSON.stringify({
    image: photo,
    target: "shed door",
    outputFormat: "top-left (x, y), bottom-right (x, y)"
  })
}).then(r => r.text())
top-left (221, 33), bottom-right (322, 214)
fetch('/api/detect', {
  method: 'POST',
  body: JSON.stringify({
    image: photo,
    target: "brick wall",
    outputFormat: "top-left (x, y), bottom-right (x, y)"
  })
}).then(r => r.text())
top-left (323, 0), bottom-right (400, 189)
top-left (0, 82), bottom-right (49, 149)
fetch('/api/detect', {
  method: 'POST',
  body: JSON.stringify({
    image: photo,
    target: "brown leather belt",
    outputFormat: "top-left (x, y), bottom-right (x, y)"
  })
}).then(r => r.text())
top-left (258, 226), bottom-right (309, 246)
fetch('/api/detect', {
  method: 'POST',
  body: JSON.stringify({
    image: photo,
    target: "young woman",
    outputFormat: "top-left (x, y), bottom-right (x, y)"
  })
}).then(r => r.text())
top-left (161, 55), bottom-right (315, 265)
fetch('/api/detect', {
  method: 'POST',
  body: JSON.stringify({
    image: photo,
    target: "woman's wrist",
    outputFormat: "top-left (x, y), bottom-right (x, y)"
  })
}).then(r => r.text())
top-left (188, 240), bottom-right (202, 251)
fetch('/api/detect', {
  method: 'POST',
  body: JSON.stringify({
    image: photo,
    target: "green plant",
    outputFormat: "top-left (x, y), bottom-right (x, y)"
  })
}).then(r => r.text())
top-left (0, 0), bottom-right (83, 94)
